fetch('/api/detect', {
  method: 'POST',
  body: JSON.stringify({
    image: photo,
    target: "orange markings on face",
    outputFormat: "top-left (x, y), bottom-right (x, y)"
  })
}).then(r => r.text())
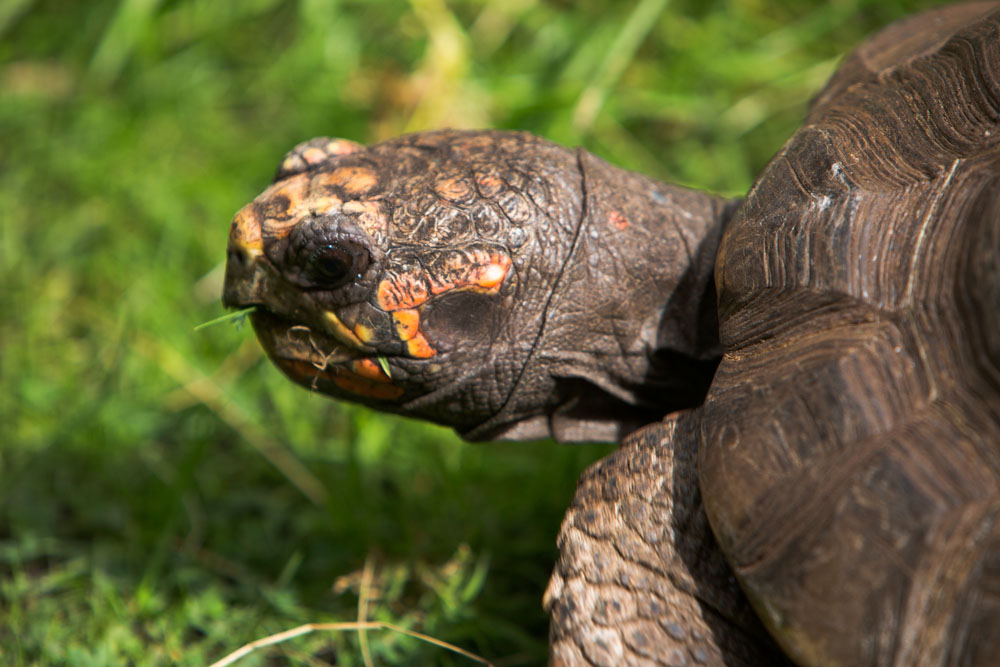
top-left (377, 250), bottom-right (510, 359)
top-left (406, 332), bottom-right (436, 359)
top-left (279, 138), bottom-right (365, 176)
top-left (352, 358), bottom-right (392, 383)
top-left (230, 204), bottom-right (263, 251)
top-left (609, 210), bottom-right (629, 231)
top-left (475, 261), bottom-right (509, 289)
top-left (324, 311), bottom-right (370, 351)
top-left (353, 322), bottom-right (375, 344)
top-left (327, 166), bottom-right (378, 197)
top-left (377, 250), bottom-right (511, 312)
top-left (278, 357), bottom-right (401, 400)
top-left (257, 167), bottom-right (390, 243)
top-left (333, 374), bottom-right (404, 400)
top-left (257, 175), bottom-right (311, 238)
top-left (301, 146), bottom-right (331, 167)
top-left (389, 308), bottom-right (436, 357)
top-left (325, 138), bottom-right (364, 157)
top-left (377, 272), bottom-right (430, 311)
top-left (392, 309), bottom-right (420, 341)
top-left (427, 251), bottom-right (512, 296)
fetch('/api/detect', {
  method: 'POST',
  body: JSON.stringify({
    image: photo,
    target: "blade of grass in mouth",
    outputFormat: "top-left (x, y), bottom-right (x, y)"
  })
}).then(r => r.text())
top-left (194, 306), bottom-right (257, 331)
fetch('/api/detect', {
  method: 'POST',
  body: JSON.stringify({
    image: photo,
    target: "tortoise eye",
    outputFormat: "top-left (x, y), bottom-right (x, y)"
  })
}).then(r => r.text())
top-left (306, 244), bottom-right (354, 287)
top-left (284, 215), bottom-right (372, 290)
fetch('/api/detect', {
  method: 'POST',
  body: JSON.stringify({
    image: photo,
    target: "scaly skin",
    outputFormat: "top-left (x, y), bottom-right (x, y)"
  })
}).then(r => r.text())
top-left (223, 129), bottom-right (730, 443)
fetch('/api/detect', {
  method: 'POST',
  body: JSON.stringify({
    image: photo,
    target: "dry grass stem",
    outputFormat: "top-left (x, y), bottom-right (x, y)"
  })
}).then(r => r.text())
top-left (208, 621), bottom-right (495, 667)
top-left (358, 553), bottom-right (375, 667)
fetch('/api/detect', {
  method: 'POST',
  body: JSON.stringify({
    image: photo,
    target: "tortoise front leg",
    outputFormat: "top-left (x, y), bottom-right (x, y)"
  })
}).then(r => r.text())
top-left (545, 411), bottom-right (789, 666)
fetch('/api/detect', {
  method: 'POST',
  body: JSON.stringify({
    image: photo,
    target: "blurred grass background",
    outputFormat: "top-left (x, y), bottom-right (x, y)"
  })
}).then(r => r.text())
top-left (1, 0), bottom-right (945, 664)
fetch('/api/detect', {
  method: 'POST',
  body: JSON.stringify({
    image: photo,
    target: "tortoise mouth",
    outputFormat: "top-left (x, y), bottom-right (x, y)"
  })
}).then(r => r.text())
top-left (249, 309), bottom-right (404, 400)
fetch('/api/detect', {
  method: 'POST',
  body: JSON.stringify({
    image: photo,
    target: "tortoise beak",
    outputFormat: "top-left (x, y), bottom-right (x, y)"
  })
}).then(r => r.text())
top-left (222, 204), bottom-right (266, 308)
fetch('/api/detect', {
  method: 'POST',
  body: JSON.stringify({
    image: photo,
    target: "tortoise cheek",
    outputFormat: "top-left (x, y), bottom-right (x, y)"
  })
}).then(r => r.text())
top-left (419, 290), bottom-right (504, 352)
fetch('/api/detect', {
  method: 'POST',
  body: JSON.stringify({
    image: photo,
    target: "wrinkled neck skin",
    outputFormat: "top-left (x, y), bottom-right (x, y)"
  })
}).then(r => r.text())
top-left (467, 149), bottom-right (734, 443)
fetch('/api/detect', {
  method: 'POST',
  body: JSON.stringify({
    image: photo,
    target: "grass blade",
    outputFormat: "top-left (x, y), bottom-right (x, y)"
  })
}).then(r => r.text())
top-left (194, 307), bottom-right (256, 331)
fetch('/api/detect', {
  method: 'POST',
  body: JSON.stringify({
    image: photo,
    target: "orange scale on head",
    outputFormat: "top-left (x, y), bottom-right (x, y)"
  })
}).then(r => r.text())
top-left (428, 275), bottom-right (457, 295)
top-left (328, 166), bottom-right (379, 197)
top-left (260, 175), bottom-right (311, 238)
top-left (434, 176), bottom-right (475, 203)
top-left (301, 146), bottom-right (331, 167)
top-left (324, 138), bottom-right (365, 157)
top-left (230, 204), bottom-right (263, 251)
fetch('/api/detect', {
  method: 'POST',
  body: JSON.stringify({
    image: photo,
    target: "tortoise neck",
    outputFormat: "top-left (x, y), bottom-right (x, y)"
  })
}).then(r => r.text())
top-left (567, 147), bottom-right (732, 391)
top-left (478, 149), bottom-right (734, 443)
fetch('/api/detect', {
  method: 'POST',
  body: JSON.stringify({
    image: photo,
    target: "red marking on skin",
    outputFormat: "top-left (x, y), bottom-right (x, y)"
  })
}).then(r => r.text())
top-left (327, 166), bottom-right (378, 196)
top-left (609, 210), bottom-right (629, 231)
top-left (230, 205), bottom-right (262, 249)
top-left (406, 332), bottom-right (436, 359)
top-left (377, 249), bottom-right (511, 360)
top-left (301, 146), bottom-right (330, 166)
top-left (427, 251), bottom-right (512, 296)
top-left (324, 138), bottom-right (364, 156)
top-left (390, 309), bottom-right (436, 357)
top-left (377, 272), bottom-right (430, 311)
top-left (278, 358), bottom-right (403, 400)
top-left (256, 173), bottom-right (346, 240)
top-left (393, 309), bottom-right (420, 341)
top-left (352, 358), bottom-right (392, 383)
top-left (333, 375), bottom-right (404, 399)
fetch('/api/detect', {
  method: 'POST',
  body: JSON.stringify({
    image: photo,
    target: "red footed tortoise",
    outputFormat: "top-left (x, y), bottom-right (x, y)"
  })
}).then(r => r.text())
top-left (221, 4), bottom-right (1000, 665)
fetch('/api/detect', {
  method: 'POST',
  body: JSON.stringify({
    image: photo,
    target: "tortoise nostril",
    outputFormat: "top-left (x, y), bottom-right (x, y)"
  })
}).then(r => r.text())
top-left (227, 247), bottom-right (246, 268)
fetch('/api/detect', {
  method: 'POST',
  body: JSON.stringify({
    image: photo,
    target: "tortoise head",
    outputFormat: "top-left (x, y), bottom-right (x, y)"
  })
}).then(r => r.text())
top-left (223, 130), bottom-right (728, 441)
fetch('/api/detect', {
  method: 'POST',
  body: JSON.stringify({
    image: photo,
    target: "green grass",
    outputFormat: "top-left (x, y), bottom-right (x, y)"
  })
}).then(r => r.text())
top-left (1, 0), bottom-right (945, 664)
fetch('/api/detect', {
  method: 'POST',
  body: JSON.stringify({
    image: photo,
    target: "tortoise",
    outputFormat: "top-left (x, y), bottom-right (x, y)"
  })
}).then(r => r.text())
top-left (221, 3), bottom-right (1000, 665)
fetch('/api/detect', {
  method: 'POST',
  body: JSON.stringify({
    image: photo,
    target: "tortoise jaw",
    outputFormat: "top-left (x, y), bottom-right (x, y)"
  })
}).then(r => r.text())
top-left (249, 309), bottom-right (403, 401)
top-left (249, 309), bottom-right (357, 373)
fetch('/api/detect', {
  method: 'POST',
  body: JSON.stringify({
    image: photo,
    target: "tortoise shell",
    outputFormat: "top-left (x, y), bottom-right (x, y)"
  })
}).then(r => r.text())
top-left (700, 3), bottom-right (1000, 663)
